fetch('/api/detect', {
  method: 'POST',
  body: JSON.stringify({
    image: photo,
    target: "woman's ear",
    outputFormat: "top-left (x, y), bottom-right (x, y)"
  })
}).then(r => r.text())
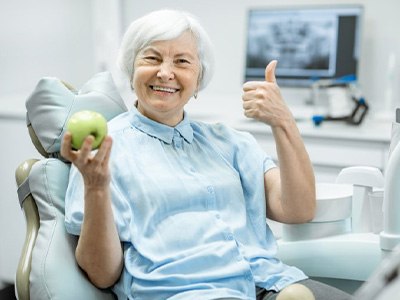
top-left (194, 79), bottom-right (200, 99)
top-left (130, 73), bottom-right (135, 91)
top-left (194, 76), bottom-right (201, 99)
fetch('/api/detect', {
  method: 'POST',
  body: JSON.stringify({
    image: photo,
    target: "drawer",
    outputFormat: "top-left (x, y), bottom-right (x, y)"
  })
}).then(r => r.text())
top-left (304, 137), bottom-right (387, 169)
top-left (250, 132), bottom-right (388, 170)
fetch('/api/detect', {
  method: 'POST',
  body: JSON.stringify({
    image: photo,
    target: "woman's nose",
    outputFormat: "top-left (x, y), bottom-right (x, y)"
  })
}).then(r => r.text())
top-left (157, 61), bottom-right (175, 81)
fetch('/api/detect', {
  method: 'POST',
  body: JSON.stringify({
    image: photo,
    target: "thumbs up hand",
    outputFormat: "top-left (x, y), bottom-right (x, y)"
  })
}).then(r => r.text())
top-left (264, 59), bottom-right (277, 83)
top-left (242, 60), bottom-right (293, 127)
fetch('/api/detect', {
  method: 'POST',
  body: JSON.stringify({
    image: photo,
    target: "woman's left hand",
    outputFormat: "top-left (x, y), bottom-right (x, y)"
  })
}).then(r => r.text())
top-left (242, 60), bottom-right (294, 128)
top-left (242, 60), bottom-right (316, 224)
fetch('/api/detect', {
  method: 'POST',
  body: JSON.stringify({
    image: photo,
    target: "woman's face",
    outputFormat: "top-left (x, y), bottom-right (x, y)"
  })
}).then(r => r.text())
top-left (132, 31), bottom-right (201, 126)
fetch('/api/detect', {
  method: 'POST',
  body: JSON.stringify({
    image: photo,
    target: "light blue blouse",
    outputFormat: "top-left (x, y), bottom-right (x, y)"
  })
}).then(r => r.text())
top-left (65, 107), bottom-right (306, 300)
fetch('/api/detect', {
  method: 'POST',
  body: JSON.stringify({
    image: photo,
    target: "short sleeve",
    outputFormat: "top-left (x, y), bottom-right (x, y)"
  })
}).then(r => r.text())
top-left (64, 165), bottom-right (85, 236)
top-left (202, 122), bottom-right (275, 197)
top-left (205, 123), bottom-right (276, 175)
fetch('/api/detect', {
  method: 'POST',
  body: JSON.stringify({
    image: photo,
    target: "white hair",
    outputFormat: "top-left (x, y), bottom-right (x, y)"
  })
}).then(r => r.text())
top-left (117, 9), bottom-right (215, 90)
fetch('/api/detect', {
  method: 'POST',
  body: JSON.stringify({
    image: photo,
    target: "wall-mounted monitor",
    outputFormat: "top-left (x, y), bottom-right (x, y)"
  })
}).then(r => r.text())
top-left (244, 5), bottom-right (363, 87)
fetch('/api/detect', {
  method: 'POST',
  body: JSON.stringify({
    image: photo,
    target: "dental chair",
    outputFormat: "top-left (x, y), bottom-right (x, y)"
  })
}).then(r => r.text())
top-left (14, 72), bottom-right (127, 300)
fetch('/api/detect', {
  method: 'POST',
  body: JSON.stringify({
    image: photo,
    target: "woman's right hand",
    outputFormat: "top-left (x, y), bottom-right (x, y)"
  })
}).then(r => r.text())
top-left (60, 132), bottom-right (113, 188)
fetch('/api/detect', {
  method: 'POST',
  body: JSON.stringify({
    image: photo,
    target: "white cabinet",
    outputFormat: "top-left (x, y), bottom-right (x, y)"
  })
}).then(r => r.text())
top-left (234, 118), bottom-right (391, 182)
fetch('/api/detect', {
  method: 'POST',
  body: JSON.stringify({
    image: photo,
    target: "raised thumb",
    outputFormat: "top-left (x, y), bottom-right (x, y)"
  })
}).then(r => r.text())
top-left (265, 60), bottom-right (277, 83)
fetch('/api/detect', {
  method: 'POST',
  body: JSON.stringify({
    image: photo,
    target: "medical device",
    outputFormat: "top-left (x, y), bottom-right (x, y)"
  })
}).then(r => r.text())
top-left (310, 78), bottom-right (369, 126)
top-left (244, 5), bottom-right (363, 88)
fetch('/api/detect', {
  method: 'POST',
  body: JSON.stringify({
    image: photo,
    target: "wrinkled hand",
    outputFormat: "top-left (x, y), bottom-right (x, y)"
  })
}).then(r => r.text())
top-left (61, 132), bottom-right (112, 188)
top-left (242, 60), bottom-right (293, 127)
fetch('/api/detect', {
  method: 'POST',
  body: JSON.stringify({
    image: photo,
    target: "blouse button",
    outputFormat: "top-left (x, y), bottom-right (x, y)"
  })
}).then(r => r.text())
top-left (226, 234), bottom-right (234, 241)
top-left (245, 272), bottom-right (253, 281)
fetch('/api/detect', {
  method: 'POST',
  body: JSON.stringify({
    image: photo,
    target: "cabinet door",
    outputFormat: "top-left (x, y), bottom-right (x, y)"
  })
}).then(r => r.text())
top-left (303, 137), bottom-right (387, 169)
top-left (249, 132), bottom-right (388, 183)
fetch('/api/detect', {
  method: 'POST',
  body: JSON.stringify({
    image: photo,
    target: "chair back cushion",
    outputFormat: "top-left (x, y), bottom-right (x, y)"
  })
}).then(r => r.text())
top-left (29, 159), bottom-right (115, 299)
top-left (26, 72), bottom-right (127, 156)
top-left (24, 72), bottom-right (127, 299)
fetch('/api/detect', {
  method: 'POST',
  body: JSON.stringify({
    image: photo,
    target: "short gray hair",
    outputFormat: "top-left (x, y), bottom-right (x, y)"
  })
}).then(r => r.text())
top-left (117, 9), bottom-right (215, 90)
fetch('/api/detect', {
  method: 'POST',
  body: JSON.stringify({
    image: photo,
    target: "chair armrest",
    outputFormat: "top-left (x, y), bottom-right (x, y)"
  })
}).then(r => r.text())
top-left (15, 159), bottom-right (39, 300)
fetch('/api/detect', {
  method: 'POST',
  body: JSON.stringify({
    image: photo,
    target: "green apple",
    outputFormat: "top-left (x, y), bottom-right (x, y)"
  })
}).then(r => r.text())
top-left (67, 110), bottom-right (108, 150)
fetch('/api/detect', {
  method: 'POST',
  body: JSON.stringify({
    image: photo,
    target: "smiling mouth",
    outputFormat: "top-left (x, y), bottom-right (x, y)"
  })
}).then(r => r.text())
top-left (150, 85), bottom-right (179, 93)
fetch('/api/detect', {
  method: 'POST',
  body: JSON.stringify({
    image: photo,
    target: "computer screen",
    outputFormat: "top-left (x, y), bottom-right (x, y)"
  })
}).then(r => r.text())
top-left (244, 5), bottom-right (363, 87)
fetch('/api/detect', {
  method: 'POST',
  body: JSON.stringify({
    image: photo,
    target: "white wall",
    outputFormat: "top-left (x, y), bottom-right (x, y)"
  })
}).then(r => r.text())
top-left (0, 0), bottom-right (96, 114)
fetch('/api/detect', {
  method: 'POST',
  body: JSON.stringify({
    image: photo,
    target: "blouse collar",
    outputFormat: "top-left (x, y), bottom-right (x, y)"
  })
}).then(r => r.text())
top-left (128, 106), bottom-right (194, 144)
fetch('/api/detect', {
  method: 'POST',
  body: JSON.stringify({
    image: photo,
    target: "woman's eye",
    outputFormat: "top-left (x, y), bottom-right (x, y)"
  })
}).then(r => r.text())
top-left (176, 58), bottom-right (190, 64)
top-left (144, 56), bottom-right (159, 62)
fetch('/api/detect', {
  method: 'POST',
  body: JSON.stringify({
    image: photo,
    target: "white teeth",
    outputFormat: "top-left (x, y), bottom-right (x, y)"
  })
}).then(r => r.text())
top-left (151, 86), bottom-right (178, 93)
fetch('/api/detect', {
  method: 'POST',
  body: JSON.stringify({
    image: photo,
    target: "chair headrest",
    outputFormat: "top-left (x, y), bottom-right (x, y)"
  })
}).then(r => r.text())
top-left (26, 72), bottom-right (128, 157)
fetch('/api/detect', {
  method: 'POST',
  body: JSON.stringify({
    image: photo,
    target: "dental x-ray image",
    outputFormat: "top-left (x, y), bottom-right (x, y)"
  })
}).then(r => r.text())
top-left (246, 11), bottom-right (338, 77)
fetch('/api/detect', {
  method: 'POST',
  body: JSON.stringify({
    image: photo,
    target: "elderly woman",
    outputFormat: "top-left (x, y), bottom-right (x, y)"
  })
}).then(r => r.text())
top-left (61, 9), bottom-right (351, 300)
